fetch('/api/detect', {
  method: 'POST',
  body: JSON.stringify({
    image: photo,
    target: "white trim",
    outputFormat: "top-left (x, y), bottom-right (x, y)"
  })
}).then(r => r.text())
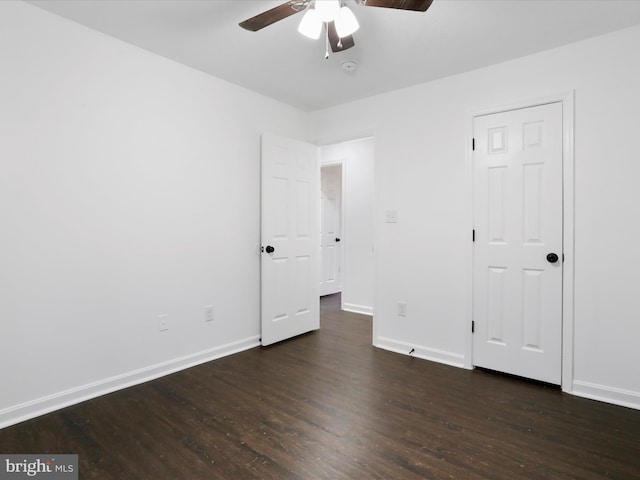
top-left (463, 114), bottom-right (475, 370)
top-left (340, 158), bottom-right (347, 310)
top-left (572, 380), bottom-right (640, 411)
top-left (560, 91), bottom-right (576, 394)
top-left (320, 158), bottom-right (345, 167)
top-left (377, 336), bottom-right (465, 368)
top-left (371, 133), bottom-right (380, 347)
top-left (466, 91), bottom-right (576, 391)
top-left (343, 303), bottom-right (373, 316)
top-left (0, 335), bottom-right (260, 429)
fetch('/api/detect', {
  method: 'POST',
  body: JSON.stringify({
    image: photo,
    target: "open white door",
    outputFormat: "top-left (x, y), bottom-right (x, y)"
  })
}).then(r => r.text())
top-left (261, 133), bottom-right (320, 346)
top-left (473, 102), bottom-right (563, 384)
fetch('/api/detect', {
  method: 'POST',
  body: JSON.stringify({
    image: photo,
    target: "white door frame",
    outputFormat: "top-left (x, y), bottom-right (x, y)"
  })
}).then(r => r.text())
top-left (465, 91), bottom-right (575, 393)
top-left (318, 134), bottom-right (378, 345)
top-left (320, 155), bottom-right (347, 310)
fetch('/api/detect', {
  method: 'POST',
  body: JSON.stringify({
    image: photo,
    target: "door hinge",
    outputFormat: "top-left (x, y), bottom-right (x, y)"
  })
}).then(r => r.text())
top-left (472, 229), bottom-right (475, 242)
top-left (472, 138), bottom-right (475, 151)
top-left (472, 320), bottom-right (475, 333)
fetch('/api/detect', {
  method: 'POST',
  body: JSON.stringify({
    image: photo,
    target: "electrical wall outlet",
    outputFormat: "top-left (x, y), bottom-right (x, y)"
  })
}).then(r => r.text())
top-left (204, 305), bottom-right (215, 322)
top-left (397, 302), bottom-right (407, 317)
top-left (158, 314), bottom-right (169, 332)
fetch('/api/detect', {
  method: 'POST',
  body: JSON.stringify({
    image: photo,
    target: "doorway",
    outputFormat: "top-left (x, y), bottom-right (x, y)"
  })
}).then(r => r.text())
top-left (465, 90), bottom-right (575, 386)
top-left (319, 137), bottom-right (375, 316)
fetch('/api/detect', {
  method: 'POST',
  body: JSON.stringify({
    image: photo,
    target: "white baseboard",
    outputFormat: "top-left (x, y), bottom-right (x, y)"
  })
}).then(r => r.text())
top-left (572, 380), bottom-right (640, 411)
top-left (0, 335), bottom-right (260, 429)
top-left (342, 302), bottom-right (373, 316)
top-left (376, 336), bottom-right (465, 368)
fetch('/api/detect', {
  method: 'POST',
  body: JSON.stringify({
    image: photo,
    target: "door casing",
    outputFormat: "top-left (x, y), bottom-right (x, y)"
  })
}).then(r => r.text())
top-left (465, 91), bottom-right (575, 393)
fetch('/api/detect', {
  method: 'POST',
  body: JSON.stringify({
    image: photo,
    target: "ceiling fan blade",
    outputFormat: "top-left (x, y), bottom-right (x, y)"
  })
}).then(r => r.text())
top-left (327, 22), bottom-right (355, 53)
top-left (239, 1), bottom-right (305, 32)
top-left (359, 0), bottom-right (433, 12)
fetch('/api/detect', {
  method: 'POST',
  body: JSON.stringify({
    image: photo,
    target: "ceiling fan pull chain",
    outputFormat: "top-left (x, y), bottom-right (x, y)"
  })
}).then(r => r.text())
top-left (337, 0), bottom-right (343, 48)
top-left (324, 24), bottom-right (330, 59)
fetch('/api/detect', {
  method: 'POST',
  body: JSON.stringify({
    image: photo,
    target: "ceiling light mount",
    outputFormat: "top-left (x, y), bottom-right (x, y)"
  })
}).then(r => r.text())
top-left (239, 0), bottom-right (433, 57)
top-left (298, 1), bottom-right (360, 57)
top-left (315, 0), bottom-right (341, 23)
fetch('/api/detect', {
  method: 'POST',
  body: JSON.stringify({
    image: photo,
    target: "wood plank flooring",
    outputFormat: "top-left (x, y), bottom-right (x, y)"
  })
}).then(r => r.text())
top-left (1, 293), bottom-right (639, 479)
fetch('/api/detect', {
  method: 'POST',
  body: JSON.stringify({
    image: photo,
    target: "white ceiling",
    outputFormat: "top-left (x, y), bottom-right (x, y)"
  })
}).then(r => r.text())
top-left (27, 0), bottom-right (640, 111)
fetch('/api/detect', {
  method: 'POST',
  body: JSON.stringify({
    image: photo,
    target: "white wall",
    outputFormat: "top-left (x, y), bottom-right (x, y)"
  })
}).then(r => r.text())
top-left (2, 2), bottom-right (639, 427)
top-left (311, 25), bottom-right (640, 409)
top-left (321, 138), bottom-right (375, 316)
top-left (0, 1), bottom-right (309, 427)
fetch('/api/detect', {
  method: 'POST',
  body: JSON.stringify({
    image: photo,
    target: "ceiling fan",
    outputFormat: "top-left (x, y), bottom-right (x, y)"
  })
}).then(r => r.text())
top-left (239, 0), bottom-right (434, 56)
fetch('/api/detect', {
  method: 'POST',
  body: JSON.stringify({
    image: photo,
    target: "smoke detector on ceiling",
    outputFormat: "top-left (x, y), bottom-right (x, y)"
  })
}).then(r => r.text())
top-left (342, 60), bottom-right (357, 73)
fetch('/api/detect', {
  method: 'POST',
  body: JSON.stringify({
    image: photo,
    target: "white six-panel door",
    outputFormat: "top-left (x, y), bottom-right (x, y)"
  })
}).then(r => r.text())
top-left (261, 133), bottom-right (320, 346)
top-left (473, 102), bottom-right (563, 384)
top-left (320, 165), bottom-right (342, 296)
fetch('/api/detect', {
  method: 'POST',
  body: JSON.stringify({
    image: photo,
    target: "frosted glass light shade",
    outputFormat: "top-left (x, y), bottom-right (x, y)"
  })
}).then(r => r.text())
top-left (298, 8), bottom-right (322, 39)
top-left (315, 0), bottom-right (340, 22)
top-left (335, 6), bottom-right (359, 37)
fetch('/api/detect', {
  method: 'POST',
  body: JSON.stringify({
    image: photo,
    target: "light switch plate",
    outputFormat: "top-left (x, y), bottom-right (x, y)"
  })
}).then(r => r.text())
top-left (158, 314), bottom-right (169, 332)
top-left (385, 210), bottom-right (399, 223)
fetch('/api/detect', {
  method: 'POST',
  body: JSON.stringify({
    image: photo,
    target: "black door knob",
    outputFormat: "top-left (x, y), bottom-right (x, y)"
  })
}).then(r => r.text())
top-left (546, 253), bottom-right (559, 263)
top-left (335, 237), bottom-right (341, 242)
top-left (265, 245), bottom-right (275, 254)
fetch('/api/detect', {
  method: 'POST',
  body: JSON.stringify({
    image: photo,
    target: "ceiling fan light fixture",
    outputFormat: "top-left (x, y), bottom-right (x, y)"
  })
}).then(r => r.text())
top-left (298, 8), bottom-right (323, 39)
top-left (336, 6), bottom-right (359, 37)
top-left (315, 0), bottom-right (341, 23)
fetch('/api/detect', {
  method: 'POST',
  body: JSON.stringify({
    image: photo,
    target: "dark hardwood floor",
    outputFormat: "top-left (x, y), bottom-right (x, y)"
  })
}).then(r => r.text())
top-left (1, 294), bottom-right (639, 479)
